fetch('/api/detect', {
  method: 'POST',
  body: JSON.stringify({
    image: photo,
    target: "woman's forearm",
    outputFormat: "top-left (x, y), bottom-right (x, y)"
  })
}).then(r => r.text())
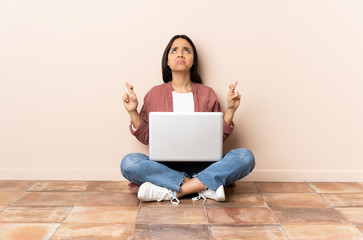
top-left (224, 108), bottom-right (235, 125)
top-left (129, 110), bottom-right (141, 129)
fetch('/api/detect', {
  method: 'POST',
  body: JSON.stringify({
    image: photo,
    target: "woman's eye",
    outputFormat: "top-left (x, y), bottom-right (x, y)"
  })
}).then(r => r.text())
top-left (171, 49), bottom-right (177, 53)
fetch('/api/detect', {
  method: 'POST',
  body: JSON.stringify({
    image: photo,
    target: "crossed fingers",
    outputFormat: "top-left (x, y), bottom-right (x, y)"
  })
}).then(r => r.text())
top-left (123, 82), bottom-right (136, 103)
top-left (229, 81), bottom-right (241, 101)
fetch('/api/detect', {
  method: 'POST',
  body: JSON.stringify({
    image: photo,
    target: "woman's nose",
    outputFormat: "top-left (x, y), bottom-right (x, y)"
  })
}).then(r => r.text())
top-left (178, 51), bottom-right (185, 57)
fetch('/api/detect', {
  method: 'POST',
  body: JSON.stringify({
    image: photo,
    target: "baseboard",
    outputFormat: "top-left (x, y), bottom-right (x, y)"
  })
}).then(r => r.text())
top-left (243, 169), bottom-right (363, 182)
top-left (1, 168), bottom-right (363, 182)
top-left (0, 168), bottom-right (125, 181)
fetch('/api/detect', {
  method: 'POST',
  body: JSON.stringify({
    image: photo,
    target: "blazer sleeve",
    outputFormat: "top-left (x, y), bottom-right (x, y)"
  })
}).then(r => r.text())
top-left (210, 91), bottom-right (235, 142)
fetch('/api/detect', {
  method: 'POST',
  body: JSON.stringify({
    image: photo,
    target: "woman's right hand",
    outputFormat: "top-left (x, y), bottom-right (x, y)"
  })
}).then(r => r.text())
top-left (123, 82), bottom-right (139, 113)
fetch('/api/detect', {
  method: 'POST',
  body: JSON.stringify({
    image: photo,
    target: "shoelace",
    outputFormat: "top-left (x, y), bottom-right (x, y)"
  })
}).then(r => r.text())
top-left (156, 190), bottom-right (180, 205)
top-left (192, 194), bottom-right (207, 203)
top-left (170, 195), bottom-right (180, 205)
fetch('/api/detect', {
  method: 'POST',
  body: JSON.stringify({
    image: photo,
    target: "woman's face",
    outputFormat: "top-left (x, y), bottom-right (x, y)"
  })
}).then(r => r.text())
top-left (167, 38), bottom-right (194, 73)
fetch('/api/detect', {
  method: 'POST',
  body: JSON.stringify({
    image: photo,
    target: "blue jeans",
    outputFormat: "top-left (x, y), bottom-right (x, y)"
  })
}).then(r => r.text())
top-left (121, 148), bottom-right (255, 191)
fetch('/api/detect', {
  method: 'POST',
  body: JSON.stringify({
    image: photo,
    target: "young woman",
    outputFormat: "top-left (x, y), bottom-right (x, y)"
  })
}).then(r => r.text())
top-left (121, 35), bottom-right (255, 204)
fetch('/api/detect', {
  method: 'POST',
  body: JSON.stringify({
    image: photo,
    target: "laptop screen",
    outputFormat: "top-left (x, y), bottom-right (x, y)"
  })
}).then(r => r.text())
top-left (149, 112), bottom-right (223, 161)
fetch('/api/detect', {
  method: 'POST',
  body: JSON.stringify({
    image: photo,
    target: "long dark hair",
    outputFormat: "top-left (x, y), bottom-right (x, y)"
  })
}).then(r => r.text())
top-left (161, 35), bottom-right (202, 84)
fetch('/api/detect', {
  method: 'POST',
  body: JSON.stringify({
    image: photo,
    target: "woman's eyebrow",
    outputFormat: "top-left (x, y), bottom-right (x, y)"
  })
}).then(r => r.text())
top-left (170, 46), bottom-right (192, 51)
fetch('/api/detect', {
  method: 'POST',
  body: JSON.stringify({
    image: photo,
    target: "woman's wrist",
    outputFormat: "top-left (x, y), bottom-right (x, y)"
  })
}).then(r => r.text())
top-left (129, 110), bottom-right (141, 129)
top-left (224, 108), bottom-right (235, 125)
top-left (128, 109), bottom-right (138, 115)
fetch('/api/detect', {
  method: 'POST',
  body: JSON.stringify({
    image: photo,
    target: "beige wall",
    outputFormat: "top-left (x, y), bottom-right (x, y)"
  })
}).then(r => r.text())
top-left (1, 0), bottom-right (362, 181)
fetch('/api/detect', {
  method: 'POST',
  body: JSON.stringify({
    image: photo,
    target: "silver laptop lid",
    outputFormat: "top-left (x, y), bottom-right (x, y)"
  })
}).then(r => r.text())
top-left (149, 112), bottom-right (223, 161)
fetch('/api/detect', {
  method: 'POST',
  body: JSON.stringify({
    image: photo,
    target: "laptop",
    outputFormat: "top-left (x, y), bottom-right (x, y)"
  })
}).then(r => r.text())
top-left (149, 112), bottom-right (223, 161)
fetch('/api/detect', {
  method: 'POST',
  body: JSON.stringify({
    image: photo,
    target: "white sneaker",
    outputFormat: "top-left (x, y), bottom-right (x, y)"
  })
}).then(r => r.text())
top-left (138, 182), bottom-right (180, 205)
top-left (192, 185), bottom-right (225, 203)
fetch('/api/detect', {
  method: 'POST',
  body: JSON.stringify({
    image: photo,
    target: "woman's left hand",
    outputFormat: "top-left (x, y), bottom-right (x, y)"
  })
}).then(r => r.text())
top-left (227, 81), bottom-right (241, 112)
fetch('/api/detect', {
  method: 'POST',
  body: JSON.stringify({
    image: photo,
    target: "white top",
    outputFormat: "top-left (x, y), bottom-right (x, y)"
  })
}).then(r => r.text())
top-left (132, 91), bottom-right (195, 131)
top-left (172, 91), bottom-right (194, 112)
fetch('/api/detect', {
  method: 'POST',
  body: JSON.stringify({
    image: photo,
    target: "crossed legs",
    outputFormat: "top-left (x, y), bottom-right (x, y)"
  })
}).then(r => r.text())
top-left (121, 148), bottom-right (255, 200)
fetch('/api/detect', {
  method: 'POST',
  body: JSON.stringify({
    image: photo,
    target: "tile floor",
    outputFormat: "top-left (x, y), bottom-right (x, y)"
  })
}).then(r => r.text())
top-left (0, 181), bottom-right (363, 240)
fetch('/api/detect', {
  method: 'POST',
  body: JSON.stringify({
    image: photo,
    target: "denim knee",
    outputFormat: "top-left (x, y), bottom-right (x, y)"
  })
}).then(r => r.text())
top-left (120, 153), bottom-right (143, 179)
top-left (232, 148), bottom-right (255, 173)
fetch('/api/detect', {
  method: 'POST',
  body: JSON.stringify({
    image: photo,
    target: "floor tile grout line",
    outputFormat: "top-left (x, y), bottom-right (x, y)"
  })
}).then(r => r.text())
top-left (6, 188), bottom-right (35, 208)
top-left (332, 206), bottom-right (363, 232)
top-left (307, 181), bottom-right (363, 231)
top-left (305, 181), bottom-right (317, 193)
top-left (257, 181), bottom-right (363, 239)
top-left (307, 182), bottom-right (363, 194)
top-left (47, 184), bottom-right (90, 239)
top-left (27, 181), bottom-right (92, 193)
top-left (83, 180), bottom-right (92, 192)
top-left (1, 180), bottom-right (40, 209)
top-left (316, 193), bottom-right (362, 229)
top-left (254, 182), bottom-right (292, 240)
top-left (202, 200), bottom-right (213, 240)
top-left (46, 208), bottom-right (71, 239)
top-left (27, 180), bottom-right (41, 192)
top-left (2, 180), bottom-right (64, 240)
top-left (207, 223), bottom-right (285, 226)
top-left (129, 199), bottom-right (142, 240)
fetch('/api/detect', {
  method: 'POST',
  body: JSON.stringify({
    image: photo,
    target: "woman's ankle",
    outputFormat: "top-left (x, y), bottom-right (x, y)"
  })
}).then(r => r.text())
top-left (176, 178), bottom-right (206, 198)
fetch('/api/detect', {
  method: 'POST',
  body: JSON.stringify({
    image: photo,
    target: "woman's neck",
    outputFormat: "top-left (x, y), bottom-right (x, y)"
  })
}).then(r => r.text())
top-left (171, 72), bottom-right (192, 93)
